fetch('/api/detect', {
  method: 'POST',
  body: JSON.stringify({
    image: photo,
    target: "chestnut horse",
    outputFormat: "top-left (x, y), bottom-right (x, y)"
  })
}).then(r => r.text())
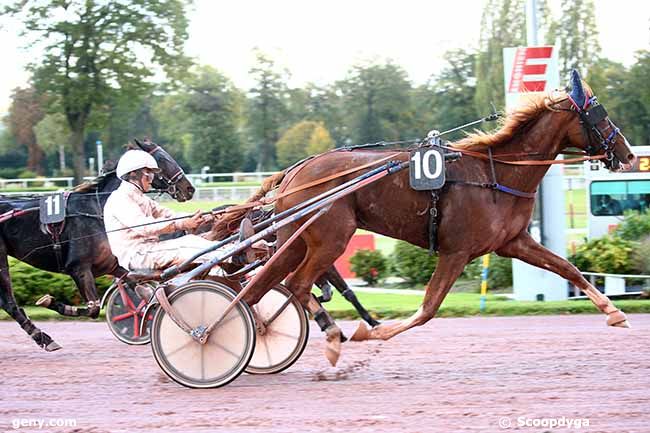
top-left (243, 70), bottom-right (636, 365)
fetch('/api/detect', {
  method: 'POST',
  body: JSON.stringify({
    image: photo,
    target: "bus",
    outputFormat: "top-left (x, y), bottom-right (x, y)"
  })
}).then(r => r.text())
top-left (585, 146), bottom-right (650, 239)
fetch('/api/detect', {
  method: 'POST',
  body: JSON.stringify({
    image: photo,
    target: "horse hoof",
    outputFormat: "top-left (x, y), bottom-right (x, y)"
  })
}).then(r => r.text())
top-left (607, 310), bottom-right (630, 328)
top-left (325, 340), bottom-right (341, 367)
top-left (35, 294), bottom-right (54, 308)
top-left (44, 341), bottom-right (62, 352)
top-left (350, 322), bottom-right (370, 341)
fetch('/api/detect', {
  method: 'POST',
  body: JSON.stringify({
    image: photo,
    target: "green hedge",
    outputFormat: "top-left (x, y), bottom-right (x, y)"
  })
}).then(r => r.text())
top-left (349, 249), bottom-right (388, 285)
top-left (390, 241), bottom-right (438, 286)
top-left (8, 257), bottom-right (112, 306)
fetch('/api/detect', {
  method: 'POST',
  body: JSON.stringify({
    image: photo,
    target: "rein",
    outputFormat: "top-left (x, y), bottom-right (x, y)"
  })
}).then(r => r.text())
top-left (442, 144), bottom-right (607, 166)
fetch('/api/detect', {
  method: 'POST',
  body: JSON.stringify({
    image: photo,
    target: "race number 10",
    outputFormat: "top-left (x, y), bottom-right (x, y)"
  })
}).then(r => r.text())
top-left (409, 148), bottom-right (445, 190)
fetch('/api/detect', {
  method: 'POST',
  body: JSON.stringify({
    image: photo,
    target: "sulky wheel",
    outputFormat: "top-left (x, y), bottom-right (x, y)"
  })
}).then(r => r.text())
top-left (150, 281), bottom-right (256, 389)
top-left (246, 285), bottom-right (309, 375)
top-left (105, 283), bottom-right (154, 345)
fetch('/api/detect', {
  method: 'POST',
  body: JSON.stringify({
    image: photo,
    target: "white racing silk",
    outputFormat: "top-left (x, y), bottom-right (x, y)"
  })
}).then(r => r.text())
top-left (104, 181), bottom-right (228, 271)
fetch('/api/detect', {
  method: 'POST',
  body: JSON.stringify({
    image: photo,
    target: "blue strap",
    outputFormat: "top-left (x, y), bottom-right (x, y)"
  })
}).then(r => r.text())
top-left (494, 183), bottom-right (537, 199)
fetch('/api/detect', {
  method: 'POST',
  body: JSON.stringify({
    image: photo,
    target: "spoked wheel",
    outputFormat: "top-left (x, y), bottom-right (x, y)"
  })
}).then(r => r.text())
top-left (246, 285), bottom-right (309, 375)
top-left (150, 281), bottom-right (256, 389)
top-left (105, 283), bottom-right (153, 345)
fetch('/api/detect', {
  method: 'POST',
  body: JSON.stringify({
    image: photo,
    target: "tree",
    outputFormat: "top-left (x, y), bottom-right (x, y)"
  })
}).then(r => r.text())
top-left (34, 112), bottom-right (70, 174)
top-left (623, 50), bottom-right (650, 145)
top-left (152, 92), bottom-right (193, 169)
top-left (7, 87), bottom-right (46, 175)
top-left (337, 60), bottom-right (415, 146)
top-left (550, 0), bottom-right (601, 78)
top-left (301, 84), bottom-right (347, 146)
top-left (276, 121), bottom-right (334, 167)
top-left (475, 0), bottom-right (526, 112)
top-left (413, 49), bottom-right (479, 140)
top-left (3, 0), bottom-right (191, 184)
top-left (185, 66), bottom-right (244, 173)
top-left (247, 50), bottom-right (290, 170)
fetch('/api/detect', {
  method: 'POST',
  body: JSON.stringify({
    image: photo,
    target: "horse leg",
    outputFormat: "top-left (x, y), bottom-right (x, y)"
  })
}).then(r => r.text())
top-left (283, 224), bottom-right (357, 366)
top-left (0, 248), bottom-right (61, 351)
top-left (496, 230), bottom-right (630, 327)
top-left (323, 266), bottom-right (380, 327)
top-left (351, 251), bottom-right (469, 341)
top-left (36, 267), bottom-right (101, 318)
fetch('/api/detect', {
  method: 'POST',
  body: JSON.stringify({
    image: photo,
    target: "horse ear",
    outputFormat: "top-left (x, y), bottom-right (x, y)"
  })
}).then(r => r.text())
top-left (133, 138), bottom-right (144, 149)
top-left (568, 69), bottom-right (586, 108)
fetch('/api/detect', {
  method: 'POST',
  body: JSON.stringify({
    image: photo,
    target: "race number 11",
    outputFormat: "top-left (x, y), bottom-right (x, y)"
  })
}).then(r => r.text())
top-left (45, 194), bottom-right (61, 216)
top-left (409, 148), bottom-right (445, 190)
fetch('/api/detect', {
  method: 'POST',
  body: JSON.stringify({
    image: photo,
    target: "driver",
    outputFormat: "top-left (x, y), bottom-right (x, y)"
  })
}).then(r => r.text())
top-left (103, 149), bottom-right (235, 276)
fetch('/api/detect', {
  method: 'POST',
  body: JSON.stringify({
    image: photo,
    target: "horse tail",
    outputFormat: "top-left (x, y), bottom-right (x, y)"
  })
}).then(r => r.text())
top-left (247, 171), bottom-right (286, 203)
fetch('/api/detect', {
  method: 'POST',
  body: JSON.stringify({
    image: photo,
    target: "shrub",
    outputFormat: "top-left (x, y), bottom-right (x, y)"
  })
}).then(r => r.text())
top-left (615, 209), bottom-right (650, 241)
top-left (349, 249), bottom-right (388, 286)
top-left (7, 257), bottom-right (112, 306)
top-left (391, 241), bottom-right (437, 286)
top-left (569, 235), bottom-right (636, 274)
top-left (0, 167), bottom-right (23, 179)
top-left (487, 254), bottom-right (513, 289)
top-left (632, 236), bottom-right (650, 274)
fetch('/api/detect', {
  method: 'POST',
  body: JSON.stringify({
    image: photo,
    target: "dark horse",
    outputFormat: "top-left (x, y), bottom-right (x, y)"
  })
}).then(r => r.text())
top-left (242, 70), bottom-right (636, 364)
top-left (0, 139), bottom-right (195, 351)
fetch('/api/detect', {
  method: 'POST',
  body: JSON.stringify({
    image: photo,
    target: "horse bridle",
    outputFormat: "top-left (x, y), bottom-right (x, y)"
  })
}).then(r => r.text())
top-left (147, 145), bottom-right (187, 199)
top-left (565, 93), bottom-right (622, 169)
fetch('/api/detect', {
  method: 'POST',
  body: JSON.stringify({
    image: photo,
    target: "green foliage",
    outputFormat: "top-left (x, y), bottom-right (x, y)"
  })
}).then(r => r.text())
top-left (487, 254), bottom-right (513, 289)
top-left (349, 249), bottom-right (388, 286)
top-left (8, 257), bottom-right (112, 306)
top-left (5, 0), bottom-right (191, 183)
top-left (551, 0), bottom-right (601, 78)
top-left (475, 0), bottom-right (526, 112)
top-left (414, 49), bottom-right (479, 140)
top-left (247, 49), bottom-right (291, 170)
top-left (276, 121), bottom-right (334, 167)
top-left (338, 60), bottom-right (416, 145)
top-left (185, 66), bottom-right (244, 173)
top-left (465, 254), bottom-right (513, 290)
top-left (295, 84), bottom-right (346, 146)
top-left (391, 241), bottom-right (437, 286)
top-left (569, 235), bottom-right (636, 274)
top-left (633, 236), bottom-right (650, 275)
top-left (614, 209), bottom-right (650, 241)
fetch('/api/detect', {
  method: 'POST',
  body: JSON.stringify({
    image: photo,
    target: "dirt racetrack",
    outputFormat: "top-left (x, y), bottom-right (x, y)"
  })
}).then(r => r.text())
top-left (0, 314), bottom-right (649, 433)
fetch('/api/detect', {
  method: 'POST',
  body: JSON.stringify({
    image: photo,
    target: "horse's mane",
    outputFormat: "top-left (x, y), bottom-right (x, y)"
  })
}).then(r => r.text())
top-left (71, 160), bottom-right (119, 193)
top-left (453, 91), bottom-right (570, 150)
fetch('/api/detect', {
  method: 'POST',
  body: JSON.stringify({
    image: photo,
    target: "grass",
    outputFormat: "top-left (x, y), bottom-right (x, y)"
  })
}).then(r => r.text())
top-left (323, 291), bottom-right (650, 320)
top-left (200, 181), bottom-right (262, 187)
top-left (565, 188), bottom-right (587, 229)
top-left (3, 292), bottom-right (649, 322)
top-left (164, 201), bottom-right (229, 213)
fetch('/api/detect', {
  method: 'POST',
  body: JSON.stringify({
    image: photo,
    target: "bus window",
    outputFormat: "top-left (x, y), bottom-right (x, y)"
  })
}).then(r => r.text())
top-left (590, 180), bottom-right (650, 216)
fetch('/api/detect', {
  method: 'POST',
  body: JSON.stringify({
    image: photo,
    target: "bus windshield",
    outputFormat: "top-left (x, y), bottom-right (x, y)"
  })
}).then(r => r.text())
top-left (590, 180), bottom-right (650, 216)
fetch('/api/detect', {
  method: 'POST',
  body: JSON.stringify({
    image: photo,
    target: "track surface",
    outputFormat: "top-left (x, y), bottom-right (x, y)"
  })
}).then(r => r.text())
top-left (1, 315), bottom-right (649, 433)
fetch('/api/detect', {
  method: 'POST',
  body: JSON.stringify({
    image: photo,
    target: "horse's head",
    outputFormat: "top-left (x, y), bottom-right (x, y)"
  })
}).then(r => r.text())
top-left (132, 138), bottom-right (195, 202)
top-left (562, 69), bottom-right (636, 171)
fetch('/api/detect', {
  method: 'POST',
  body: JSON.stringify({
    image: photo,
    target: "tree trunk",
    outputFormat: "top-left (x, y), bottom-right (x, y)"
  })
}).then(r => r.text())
top-left (26, 141), bottom-right (45, 175)
top-left (70, 125), bottom-right (86, 185)
top-left (59, 144), bottom-right (66, 172)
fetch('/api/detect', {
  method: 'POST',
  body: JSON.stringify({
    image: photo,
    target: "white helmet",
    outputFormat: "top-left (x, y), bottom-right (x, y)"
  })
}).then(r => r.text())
top-left (116, 150), bottom-right (160, 179)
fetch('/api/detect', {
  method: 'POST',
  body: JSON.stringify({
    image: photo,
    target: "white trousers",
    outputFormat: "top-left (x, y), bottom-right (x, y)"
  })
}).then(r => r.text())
top-left (128, 234), bottom-right (232, 274)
